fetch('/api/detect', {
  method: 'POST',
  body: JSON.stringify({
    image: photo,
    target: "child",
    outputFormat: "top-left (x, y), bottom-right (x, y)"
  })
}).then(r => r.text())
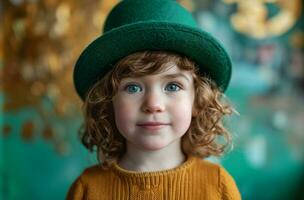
top-left (67, 0), bottom-right (241, 199)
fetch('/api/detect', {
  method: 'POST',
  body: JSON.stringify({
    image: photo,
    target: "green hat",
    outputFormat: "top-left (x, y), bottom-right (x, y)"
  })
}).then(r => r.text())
top-left (74, 0), bottom-right (232, 101)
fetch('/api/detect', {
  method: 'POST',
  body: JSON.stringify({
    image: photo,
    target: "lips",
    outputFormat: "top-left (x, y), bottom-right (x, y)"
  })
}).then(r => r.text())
top-left (137, 122), bottom-right (169, 126)
top-left (137, 122), bottom-right (170, 130)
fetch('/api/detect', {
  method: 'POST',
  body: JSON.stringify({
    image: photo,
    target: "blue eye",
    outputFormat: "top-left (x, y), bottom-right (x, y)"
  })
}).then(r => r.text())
top-left (125, 84), bottom-right (142, 93)
top-left (165, 83), bottom-right (181, 92)
top-left (124, 83), bottom-right (181, 93)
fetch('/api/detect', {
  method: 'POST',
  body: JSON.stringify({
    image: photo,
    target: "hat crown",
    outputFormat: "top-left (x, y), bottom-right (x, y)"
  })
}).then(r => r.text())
top-left (103, 0), bottom-right (197, 33)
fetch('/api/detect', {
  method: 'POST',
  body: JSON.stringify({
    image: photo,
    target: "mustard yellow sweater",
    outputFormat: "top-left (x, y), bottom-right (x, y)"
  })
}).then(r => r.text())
top-left (67, 156), bottom-right (241, 200)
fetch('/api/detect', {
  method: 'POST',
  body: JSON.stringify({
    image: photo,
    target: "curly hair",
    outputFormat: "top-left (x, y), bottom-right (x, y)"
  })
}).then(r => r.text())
top-left (79, 50), bottom-right (238, 169)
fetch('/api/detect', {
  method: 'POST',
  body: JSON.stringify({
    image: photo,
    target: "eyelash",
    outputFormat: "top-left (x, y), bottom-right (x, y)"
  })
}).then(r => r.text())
top-left (123, 82), bottom-right (183, 93)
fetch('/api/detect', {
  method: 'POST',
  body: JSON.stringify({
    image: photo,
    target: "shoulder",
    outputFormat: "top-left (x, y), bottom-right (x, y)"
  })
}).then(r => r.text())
top-left (78, 164), bottom-right (114, 184)
top-left (192, 157), bottom-right (236, 181)
top-left (192, 156), bottom-right (221, 176)
top-left (69, 164), bottom-right (115, 190)
top-left (189, 157), bottom-right (221, 188)
top-left (191, 157), bottom-right (242, 200)
top-left (218, 165), bottom-right (242, 200)
top-left (66, 165), bottom-right (114, 200)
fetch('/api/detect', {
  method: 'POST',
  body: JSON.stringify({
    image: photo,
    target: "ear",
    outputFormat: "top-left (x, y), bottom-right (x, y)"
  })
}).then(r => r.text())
top-left (192, 108), bottom-right (198, 117)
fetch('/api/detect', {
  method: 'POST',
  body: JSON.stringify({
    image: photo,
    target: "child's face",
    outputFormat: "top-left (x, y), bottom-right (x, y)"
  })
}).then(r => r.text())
top-left (112, 64), bottom-right (196, 151)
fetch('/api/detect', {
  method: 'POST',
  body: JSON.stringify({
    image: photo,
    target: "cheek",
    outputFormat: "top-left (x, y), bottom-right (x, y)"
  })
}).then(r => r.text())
top-left (171, 97), bottom-right (194, 132)
top-left (113, 99), bottom-right (136, 131)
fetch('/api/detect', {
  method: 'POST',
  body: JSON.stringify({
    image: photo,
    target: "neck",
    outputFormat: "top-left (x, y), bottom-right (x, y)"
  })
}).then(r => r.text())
top-left (118, 139), bottom-right (186, 172)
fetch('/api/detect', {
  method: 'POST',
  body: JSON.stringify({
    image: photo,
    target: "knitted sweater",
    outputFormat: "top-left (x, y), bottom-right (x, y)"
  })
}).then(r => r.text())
top-left (66, 155), bottom-right (241, 200)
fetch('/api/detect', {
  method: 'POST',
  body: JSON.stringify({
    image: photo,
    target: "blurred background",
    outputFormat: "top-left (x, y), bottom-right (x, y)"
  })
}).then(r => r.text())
top-left (1, 0), bottom-right (304, 199)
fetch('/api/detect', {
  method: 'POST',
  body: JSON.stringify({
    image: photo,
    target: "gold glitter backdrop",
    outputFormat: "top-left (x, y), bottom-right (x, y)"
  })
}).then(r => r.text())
top-left (2, 0), bottom-right (120, 153)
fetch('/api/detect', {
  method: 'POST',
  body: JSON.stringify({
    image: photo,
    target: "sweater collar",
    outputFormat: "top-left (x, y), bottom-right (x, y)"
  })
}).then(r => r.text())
top-left (111, 154), bottom-right (196, 178)
top-left (111, 155), bottom-right (197, 190)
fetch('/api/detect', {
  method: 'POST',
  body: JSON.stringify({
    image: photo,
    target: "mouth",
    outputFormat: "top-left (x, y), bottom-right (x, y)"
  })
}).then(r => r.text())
top-left (137, 122), bottom-right (170, 130)
top-left (137, 122), bottom-right (169, 126)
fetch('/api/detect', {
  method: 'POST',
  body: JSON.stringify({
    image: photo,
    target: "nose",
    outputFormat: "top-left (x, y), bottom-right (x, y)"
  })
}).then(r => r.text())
top-left (141, 89), bottom-right (165, 113)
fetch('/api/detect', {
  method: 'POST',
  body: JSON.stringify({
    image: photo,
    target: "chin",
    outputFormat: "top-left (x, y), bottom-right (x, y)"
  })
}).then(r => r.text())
top-left (137, 141), bottom-right (168, 151)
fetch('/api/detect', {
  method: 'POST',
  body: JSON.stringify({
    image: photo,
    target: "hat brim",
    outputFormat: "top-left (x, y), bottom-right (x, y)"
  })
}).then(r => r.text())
top-left (74, 21), bottom-right (232, 100)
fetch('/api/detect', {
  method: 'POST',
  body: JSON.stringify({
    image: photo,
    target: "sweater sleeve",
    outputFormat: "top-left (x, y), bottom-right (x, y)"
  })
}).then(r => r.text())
top-left (66, 177), bottom-right (85, 200)
top-left (219, 166), bottom-right (242, 200)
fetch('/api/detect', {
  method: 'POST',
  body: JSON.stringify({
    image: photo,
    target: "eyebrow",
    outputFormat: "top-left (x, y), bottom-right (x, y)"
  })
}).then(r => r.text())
top-left (162, 73), bottom-right (190, 82)
top-left (122, 73), bottom-right (191, 83)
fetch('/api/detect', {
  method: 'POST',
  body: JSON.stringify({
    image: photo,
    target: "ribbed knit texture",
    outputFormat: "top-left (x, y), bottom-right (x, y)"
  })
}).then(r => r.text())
top-left (66, 156), bottom-right (241, 200)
